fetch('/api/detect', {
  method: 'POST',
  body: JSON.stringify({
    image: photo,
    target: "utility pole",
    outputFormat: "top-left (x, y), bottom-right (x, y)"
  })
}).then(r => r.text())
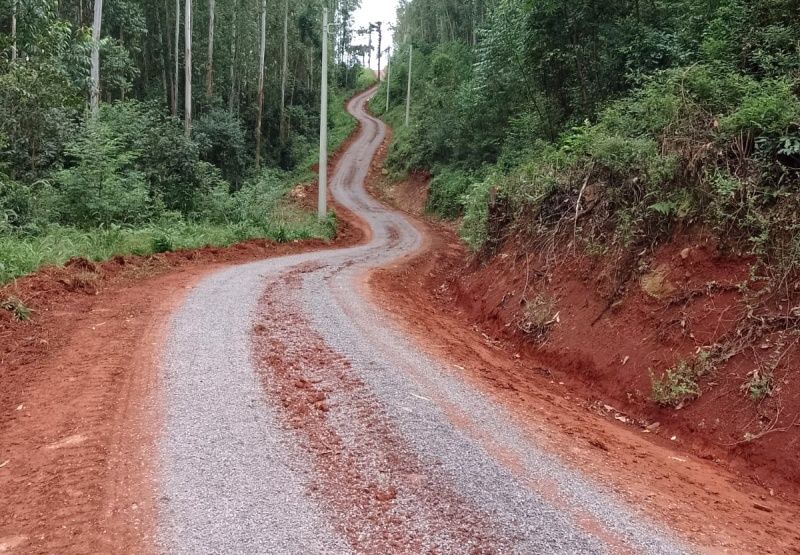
top-left (405, 36), bottom-right (412, 126)
top-left (385, 47), bottom-right (391, 112)
top-left (318, 7), bottom-right (329, 221)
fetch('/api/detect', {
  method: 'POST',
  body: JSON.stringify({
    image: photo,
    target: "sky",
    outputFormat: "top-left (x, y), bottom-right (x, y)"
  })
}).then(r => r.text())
top-left (351, 0), bottom-right (400, 70)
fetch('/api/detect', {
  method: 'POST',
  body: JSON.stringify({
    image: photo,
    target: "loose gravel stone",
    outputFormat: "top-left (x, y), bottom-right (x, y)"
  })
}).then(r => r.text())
top-left (156, 89), bottom-right (692, 554)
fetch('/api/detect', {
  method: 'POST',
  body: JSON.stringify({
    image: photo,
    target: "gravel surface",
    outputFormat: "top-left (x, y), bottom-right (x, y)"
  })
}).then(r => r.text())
top-left (156, 89), bottom-right (693, 554)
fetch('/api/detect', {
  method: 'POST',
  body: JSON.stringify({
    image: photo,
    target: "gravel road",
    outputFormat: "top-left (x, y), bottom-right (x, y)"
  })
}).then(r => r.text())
top-left (157, 88), bottom-right (692, 554)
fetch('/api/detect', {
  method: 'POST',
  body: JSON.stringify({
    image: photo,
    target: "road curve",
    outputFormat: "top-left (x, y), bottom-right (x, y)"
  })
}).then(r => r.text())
top-left (157, 88), bottom-right (690, 554)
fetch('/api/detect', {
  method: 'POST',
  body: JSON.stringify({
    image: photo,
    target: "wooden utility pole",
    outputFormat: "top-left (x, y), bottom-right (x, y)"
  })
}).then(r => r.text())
top-left (205, 0), bottom-right (215, 97)
top-left (184, 0), bottom-right (192, 136)
top-left (90, 0), bottom-right (104, 118)
top-left (254, 0), bottom-right (266, 169)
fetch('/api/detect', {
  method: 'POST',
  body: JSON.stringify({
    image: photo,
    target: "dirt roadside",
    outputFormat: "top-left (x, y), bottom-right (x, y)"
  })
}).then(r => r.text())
top-left (0, 127), bottom-right (368, 554)
top-left (365, 135), bottom-right (800, 553)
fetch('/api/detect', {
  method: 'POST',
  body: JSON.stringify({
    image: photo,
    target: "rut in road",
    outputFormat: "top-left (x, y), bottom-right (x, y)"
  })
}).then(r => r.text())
top-left (157, 88), bottom-right (691, 554)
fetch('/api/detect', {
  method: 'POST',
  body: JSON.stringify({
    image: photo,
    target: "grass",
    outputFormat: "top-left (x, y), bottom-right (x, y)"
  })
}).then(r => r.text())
top-left (0, 214), bottom-right (335, 284)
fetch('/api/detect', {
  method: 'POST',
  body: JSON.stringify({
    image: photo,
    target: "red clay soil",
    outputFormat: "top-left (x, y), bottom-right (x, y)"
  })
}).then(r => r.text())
top-left (366, 163), bottom-right (800, 552)
top-left (251, 268), bottom-right (503, 552)
top-left (0, 122), bottom-right (367, 553)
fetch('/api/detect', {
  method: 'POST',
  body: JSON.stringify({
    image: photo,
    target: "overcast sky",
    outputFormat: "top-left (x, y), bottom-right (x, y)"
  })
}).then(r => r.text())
top-left (351, 0), bottom-right (400, 70)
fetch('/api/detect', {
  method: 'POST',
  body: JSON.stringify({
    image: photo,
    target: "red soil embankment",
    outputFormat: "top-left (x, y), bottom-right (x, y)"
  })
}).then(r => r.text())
top-left (367, 159), bottom-right (800, 552)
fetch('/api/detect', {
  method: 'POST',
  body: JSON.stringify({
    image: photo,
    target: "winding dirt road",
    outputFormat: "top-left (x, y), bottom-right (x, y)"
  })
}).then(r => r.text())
top-left (153, 89), bottom-right (688, 553)
top-left (10, 88), bottom-right (798, 554)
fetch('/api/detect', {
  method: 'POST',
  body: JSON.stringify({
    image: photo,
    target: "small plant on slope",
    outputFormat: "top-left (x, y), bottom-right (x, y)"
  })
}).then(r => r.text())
top-left (650, 359), bottom-right (701, 407)
top-left (2, 296), bottom-right (32, 321)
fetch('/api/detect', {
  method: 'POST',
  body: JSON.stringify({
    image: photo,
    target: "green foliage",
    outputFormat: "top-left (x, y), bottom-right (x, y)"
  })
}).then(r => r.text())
top-left (0, 214), bottom-right (335, 284)
top-left (460, 177), bottom-right (494, 251)
top-left (0, 64), bottom-right (81, 180)
top-left (743, 370), bottom-right (773, 401)
top-left (194, 108), bottom-right (249, 186)
top-left (355, 68), bottom-right (377, 90)
top-left (650, 361), bottom-right (701, 407)
top-left (720, 80), bottom-right (800, 136)
top-left (426, 169), bottom-right (474, 219)
top-left (54, 118), bottom-right (153, 228)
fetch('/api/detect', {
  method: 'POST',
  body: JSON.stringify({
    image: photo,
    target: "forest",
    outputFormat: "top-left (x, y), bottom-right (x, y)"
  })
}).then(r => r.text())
top-left (376, 0), bottom-right (800, 281)
top-left (0, 0), bottom-right (372, 282)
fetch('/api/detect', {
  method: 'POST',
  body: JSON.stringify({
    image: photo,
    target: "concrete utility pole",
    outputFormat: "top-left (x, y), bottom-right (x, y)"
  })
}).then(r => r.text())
top-left (405, 36), bottom-right (412, 126)
top-left (318, 7), bottom-right (329, 220)
top-left (385, 47), bottom-right (391, 112)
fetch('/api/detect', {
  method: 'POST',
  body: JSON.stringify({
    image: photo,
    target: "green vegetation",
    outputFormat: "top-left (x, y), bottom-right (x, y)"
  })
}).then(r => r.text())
top-left (0, 0), bottom-right (368, 284)
top-left (374, 0), bottom-right (800, 277)
top-left (743, 370), bottom-right (774, 401)
top-left (650, 349), bottom-right (714, 407)
top-left (650, 361), bottom-right (702, 408)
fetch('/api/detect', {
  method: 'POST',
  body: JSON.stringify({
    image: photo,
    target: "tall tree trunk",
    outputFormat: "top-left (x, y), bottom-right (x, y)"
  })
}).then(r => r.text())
top-left (10, 0), bottom-right (16, 63)
top-left (205, 0), bottom-right (215, 98)
top-left (254, 0), bottom-right (266, 169)
top-left (280, 0), bottom-right (289, 141)
top-left (173, 0), bottom-right (180, 116)
top-left (156, 4), bottom-right (171, 109)
top-left (228, 0), bottom-right (238, 112)
top-left (376, 22), bottom-right (382, 81)
top-left (184, 0), bottom-right (192, 136)
top-left (90, 0), bottom-right (104, 118)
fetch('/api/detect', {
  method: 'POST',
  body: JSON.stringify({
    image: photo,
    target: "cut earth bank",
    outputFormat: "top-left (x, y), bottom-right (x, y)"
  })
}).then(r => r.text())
top-left (366, 130), bottom-right (800, 554)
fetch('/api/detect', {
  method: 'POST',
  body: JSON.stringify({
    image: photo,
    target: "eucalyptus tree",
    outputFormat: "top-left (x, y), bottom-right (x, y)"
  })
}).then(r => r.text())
top-left (184, 0), bottom-right (192, 135)
top-left (254, 0), bottom-right (266, 168)
top-left (205, 0), bottom-right (215, 97)
top-left (10, 0), bottom-right (16, 62)
top-left (173, 0), bottom-right (180, 115)
top-left (90, 0), bottom-right (104, 117)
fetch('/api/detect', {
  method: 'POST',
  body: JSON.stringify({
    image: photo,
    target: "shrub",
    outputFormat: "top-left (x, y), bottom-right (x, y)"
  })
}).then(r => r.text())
top-left (720, 79), bottom-right (800, 136)
top-left (460, 177), bottom-right (495, 251)
top-left (0, 64), bottom-right (81, 180)
top-left (426, 169), bottom-right (474, 219)
top-left (54, 119), bottom-right (153, 228)
top-left (194, 108), bottom-right (249, 185)
top-left (650, 360), bottom-right (701, 407)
